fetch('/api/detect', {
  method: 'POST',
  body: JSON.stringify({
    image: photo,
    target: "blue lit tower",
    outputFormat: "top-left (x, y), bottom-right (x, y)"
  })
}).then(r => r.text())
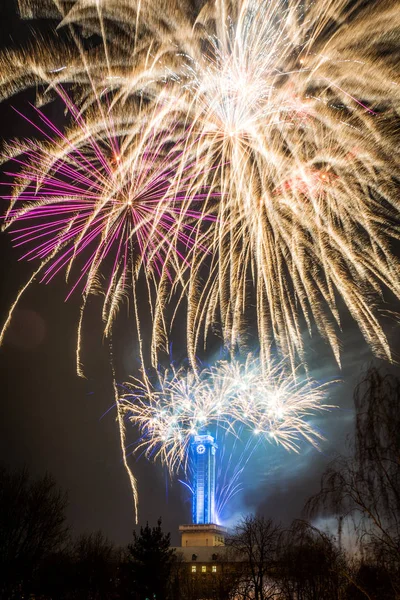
top-left (178, 431), bottom-right (226, 548)
top-left (192, 432), bottom-right (217, 525)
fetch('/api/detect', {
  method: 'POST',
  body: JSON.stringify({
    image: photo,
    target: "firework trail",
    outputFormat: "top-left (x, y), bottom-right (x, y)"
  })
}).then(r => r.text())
top-left (121, 355), bottom-right (332, 474)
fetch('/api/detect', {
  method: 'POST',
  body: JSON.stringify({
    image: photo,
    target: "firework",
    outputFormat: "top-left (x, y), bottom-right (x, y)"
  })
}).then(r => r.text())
top-left (180, 0), bottom-right (400, 368)
top-left (121, 355), bottom-right (332, 473)
top-left (1, 0), bottom-right (399, 523)
top-left (1, 0), bottom-right (399, 368)
top-left (1, 94), bottom-right (215, 372)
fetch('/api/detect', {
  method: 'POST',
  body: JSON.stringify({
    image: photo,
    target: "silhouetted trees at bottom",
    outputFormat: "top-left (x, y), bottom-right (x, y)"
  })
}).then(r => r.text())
top-left (33, 531), bottom-right (119, 599)
top-left (1, 367), bottom-right (400, 599)
top-left (306, 367), bottom-right (400, 599)
top-left (277, 520), bottom-right (346, 600)
top-left (0, 466), bottom-right (68, 599)
top-left (124, 519), bottom-right (175, 600)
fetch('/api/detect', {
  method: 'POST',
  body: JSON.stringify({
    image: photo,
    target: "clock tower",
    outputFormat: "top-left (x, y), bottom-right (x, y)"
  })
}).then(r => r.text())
top-left (178, 432), bottom-right (227, 548)
top-left (192, 432), bottom-right (217, 525)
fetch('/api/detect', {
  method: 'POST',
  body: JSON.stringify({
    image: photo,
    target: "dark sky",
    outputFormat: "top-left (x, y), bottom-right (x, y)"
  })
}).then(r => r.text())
top-left (0, 0), bottom-right (399, 547)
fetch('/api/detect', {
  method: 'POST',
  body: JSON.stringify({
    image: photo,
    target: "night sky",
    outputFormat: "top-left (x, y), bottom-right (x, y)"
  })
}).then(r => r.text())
top-left (1, 0), bottom-right (399, 548)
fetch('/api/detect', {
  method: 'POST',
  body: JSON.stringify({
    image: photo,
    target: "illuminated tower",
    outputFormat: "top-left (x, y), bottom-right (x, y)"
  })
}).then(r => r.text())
top-left (178, 431), bottom-right (227, 548)
top-left (192, 432), bottom-right (217, 525)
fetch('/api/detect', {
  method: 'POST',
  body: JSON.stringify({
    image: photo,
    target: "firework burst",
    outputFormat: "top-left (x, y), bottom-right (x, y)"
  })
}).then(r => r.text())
top-left (1, 94), bottom-right (215, 371)
top-left (1, 0), bottom-right (399, 368)
top-left (179, 0), bottom-right (400, 368)
top-left (1, 0), bottom-right (400, 521)
top-left (121, 355), bottom-right (332, 473)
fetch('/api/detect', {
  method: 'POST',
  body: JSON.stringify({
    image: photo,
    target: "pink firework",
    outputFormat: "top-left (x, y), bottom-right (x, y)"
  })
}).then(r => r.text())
top-left (1, 95), bottom-right (216, 366)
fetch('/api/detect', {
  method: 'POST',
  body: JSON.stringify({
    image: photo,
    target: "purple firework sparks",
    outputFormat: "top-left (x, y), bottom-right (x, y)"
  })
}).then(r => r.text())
top-left (2, 97), bottom-right (217, 300)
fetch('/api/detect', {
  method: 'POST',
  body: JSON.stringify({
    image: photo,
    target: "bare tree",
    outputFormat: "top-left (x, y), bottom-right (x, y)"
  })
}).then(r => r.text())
top-left (0, 464), bottom-right (68, 598)
top-left (71, 531), bottom-right (117, 599)
top-left (278, 520), bottom-right (346, 600)
top-left (227, 515), bottom-right (282, 600)
top-left (306, 367), bottom-right (400, 597)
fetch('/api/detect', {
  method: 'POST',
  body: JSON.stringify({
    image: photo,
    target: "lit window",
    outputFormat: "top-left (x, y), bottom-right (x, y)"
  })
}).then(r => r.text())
top-left (202, 566), bottom-right (207, 573)
top-left (212, 565), bottom-right (217, 573)
top-left (191, 566), bottom-right (197, 573)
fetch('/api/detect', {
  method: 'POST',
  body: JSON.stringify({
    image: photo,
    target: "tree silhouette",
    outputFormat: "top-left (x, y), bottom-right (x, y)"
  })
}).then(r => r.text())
top-left (0, 464), bottom-right (68, 598)
top-left (127, 518), bottom-right (175, 600)
top-left (278, 520), bottom-right (345, 600)
top-left (227, 515), bottom-right (281, 600)
top-left (307, 367), bottom-right (400, 597)
top-left (71, 531), bottom-right (117, 599)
